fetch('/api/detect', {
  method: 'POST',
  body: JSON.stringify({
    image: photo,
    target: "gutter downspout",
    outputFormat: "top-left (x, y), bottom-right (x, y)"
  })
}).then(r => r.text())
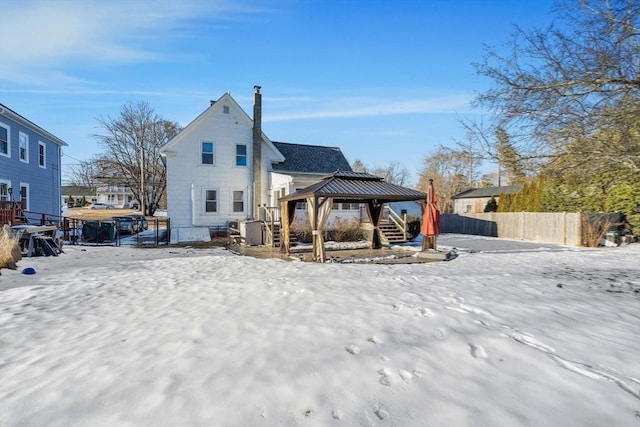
top-left (191, 183), bottom-right (196, 226)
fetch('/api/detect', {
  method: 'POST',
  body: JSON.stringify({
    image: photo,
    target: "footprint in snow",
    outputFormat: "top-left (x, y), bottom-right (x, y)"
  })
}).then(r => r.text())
top-left (417, 307), bottom-right (434, 317)
top-left (470, 344), bottom-right (488, 359)
top-left (398, 369), bottom-right (413, 383)
top-left (367, 336), bottom-right (383, 344)
top-left (378, 368), bottom-right (395, 386)
top-left (433, 328), bottom-right (447, 340)
top-left (345, 344), bottom-right (360, 355)
top-left (375, 408), bottom-right (389, 420)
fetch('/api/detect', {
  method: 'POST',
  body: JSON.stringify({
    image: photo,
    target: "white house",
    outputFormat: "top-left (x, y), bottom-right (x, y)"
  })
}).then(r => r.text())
top-left (160, 86), bottom-right (353, 242)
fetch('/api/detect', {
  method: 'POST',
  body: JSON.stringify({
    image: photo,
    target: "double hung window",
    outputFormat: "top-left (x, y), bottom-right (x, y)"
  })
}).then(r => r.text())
top-left (0, 124), bottom-right (9, 156)
top-left (19, 133), bottom-right (28, 162)
top-left (232, 190), bottom-right (244, 213)
top-left (235, 144), bottom-right (247, 167)
top-left (205, 190), bottom-right (217, 212)
top-left (38, 142), bottom-right (46, 168)
top-left (202, 142), bottom-right (215, 165)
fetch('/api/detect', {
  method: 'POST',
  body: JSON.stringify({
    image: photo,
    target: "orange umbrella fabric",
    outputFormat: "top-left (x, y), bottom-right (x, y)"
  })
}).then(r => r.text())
top-left (421, 179), bottom-right (440, 238)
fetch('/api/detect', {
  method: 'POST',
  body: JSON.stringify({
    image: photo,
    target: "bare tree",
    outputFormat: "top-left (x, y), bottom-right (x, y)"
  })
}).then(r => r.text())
top-left (351, 159), bottom-right (368, 173)
top-left (472, 0), bottom-right (640, 174)
top-left (350, 160), bottom-right (411, 185)
top-left (94, 101), bottom-right (181, 216)
top-left (67, 156), bottom-right (102, 190)
top-left (416, 146), bottom-right (471, 213)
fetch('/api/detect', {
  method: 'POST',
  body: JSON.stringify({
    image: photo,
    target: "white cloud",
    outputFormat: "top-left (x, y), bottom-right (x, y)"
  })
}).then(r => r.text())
top-left (0, 0), bottom-right (265, 85)
top-left (264, 94), bottom-right (472, 121)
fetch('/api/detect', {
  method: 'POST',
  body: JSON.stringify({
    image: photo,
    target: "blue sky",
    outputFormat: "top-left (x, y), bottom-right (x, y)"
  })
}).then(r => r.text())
top-left (1, 0), bottom-right (556, 186)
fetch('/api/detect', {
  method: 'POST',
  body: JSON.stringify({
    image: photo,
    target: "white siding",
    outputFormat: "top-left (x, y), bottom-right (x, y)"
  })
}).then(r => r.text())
top-left (164, 97), bottom-right (284, 229)
top-left (166, 105), bottom-right (253, 227)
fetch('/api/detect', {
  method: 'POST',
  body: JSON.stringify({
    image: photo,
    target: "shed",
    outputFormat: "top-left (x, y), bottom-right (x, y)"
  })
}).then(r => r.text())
top-left (452, 185), bottom-right (521, 214)
top-left (279, 171), bottom-right (427, 262)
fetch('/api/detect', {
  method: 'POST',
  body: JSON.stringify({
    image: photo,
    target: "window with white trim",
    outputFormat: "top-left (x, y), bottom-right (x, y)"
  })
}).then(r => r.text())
top-left (38, 141), bottom-right (46, 168)
top-left (0, 123), bottom-right (9, 157)
top-left (19, 132), bottom-right (28, 162)
top-left (205, 190), bottom-right (217, 212)
top-left (0, 180), bottom-right (9, 201)
top-left (201, 141), bottom-right (215, 165)
top-left (235, 144), bottom-right (247, 167)
top-left (20, 183), bottom-right (29, 210)
top-left (232, 190), bottom-right (244, 213)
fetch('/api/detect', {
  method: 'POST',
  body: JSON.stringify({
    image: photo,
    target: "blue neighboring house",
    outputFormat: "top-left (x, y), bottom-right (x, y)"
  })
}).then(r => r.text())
top-left (0, 103), bottom-right (68, 222)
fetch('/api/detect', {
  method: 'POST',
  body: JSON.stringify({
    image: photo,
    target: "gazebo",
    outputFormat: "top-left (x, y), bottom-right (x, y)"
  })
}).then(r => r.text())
top-left (279, 171), bottom-right (427, 262)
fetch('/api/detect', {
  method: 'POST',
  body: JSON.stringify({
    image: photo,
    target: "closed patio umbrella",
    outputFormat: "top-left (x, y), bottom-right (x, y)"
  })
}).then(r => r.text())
top-left (421, 179), bottom-right (440, 250)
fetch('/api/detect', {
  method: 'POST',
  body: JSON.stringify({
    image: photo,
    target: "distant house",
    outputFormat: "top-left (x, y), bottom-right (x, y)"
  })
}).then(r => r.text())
top-left (96, 184), bottom-right (136, 208)
top-left (0, 103), bottom-right (67, 220)
top-left (61, 185), bottom-right (98, 207)
top-left (160, 87), bottom-right (353, 242)
top-left (452, 185), bottom-right (521, 214)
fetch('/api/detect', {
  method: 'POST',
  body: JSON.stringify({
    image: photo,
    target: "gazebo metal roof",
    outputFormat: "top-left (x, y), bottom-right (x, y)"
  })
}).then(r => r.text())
top-left (280, 171), bottom-right (427, 202)
top-left (279, 172), bottom-right (428, 262)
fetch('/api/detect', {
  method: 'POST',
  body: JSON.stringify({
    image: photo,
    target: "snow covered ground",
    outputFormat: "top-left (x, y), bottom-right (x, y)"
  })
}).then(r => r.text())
top-left (1, 234), bottom-right (639, 426)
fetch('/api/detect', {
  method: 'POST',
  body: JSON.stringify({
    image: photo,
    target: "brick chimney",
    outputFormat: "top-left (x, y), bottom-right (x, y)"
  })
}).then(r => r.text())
top-left (252, 85), bottom-right (262, 218)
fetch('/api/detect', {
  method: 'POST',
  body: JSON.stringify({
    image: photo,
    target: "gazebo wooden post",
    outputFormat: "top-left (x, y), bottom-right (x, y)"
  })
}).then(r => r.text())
top-left (280, 201), bottom-right (289, 253)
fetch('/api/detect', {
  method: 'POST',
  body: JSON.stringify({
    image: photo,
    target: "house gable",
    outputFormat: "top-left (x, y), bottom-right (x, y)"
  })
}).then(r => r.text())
top-left (161, 93), bottom-right (252, 155)
top-left (160, 93), bottom-right (283, 163)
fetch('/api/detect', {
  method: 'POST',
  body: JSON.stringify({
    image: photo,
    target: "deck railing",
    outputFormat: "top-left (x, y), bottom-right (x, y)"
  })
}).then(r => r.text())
top-left (383, 205), bottom-right (409, 240)
top-left (260, 206), bottom-right (281, 247)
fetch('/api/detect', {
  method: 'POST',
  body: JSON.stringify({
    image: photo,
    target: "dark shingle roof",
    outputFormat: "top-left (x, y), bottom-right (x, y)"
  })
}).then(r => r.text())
top-left (61, 185), bottom-right (96, 196)
top-left (271, 141), bottom-right (352, 174)
top-left (281, 172), bottom-right (426, 202)
top-left (452, 185), bottom-right (521, 199)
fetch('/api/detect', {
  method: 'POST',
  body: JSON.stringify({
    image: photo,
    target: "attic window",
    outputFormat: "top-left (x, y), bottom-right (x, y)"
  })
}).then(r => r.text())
top-left (223, 105), bottom-right (230, 114)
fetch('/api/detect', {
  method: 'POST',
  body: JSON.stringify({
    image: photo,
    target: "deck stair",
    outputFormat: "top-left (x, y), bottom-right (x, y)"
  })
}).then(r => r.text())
top-left (265, 222), bottom-right (297, 248)
top-left (379, 220), bottom-right (409, 244)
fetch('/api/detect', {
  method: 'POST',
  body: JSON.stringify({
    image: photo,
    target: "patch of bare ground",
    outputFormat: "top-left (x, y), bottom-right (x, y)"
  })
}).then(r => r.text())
top-left (66, 207), bottom-right (143, 221)
top-left (228, 243), bottom-right (440, 264)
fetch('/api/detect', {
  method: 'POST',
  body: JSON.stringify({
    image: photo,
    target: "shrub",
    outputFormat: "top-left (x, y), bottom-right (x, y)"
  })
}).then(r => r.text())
top-left (329, 218), bottom-right (362, 242)
top-left (581, 213), bottom-right (616, 247)
top-left (290, 219), bottom-right (313, 243)
top-left (407, 216), bottom-right (421, 239)
top-left (484, 196), bottom-right (498, 212)
top-left (0, 225), bottom-right (22, 271)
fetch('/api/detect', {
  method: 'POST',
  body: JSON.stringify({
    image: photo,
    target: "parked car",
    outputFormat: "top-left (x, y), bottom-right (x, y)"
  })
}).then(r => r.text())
top-left (90, 203), bottom-right (114, 210)
top-left (108, 216), bottom-right (137, 234)
top-left (126, 214), bottom-right (148, 231)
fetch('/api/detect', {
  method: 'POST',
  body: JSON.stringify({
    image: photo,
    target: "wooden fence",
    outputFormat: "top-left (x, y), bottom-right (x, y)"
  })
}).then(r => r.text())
top-left (441, 212), bottom-right (583, 246)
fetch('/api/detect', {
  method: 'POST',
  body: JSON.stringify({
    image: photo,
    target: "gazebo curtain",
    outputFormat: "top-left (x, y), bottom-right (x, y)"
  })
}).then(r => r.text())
top-left (307, 196), bottom-right (333, 262)
top-left (365, 200), bottom-right (385, 249)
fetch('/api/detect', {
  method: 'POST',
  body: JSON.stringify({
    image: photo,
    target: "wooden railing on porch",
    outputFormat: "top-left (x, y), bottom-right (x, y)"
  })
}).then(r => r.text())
top-left (0, 201), bottom-right (61, 227)
top-left (382, 205), bottom-right (410, 241)
top-left (0, 200), bottom-right (26, 225)
top-left (259, 206), bottom-right (281, 247)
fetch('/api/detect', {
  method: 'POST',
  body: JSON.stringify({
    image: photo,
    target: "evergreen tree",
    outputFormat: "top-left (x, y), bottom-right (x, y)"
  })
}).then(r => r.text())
top-left (484, 196), bottom-right (498, 212)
